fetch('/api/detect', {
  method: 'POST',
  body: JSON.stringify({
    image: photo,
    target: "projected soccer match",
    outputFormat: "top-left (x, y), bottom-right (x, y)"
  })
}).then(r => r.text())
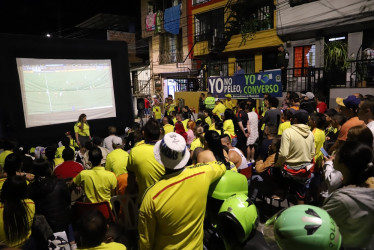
top-left (16, 58), bottom-right (117, 128)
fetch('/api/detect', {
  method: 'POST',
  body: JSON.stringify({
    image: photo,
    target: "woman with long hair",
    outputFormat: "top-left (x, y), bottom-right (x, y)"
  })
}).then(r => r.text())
top-left (28, 159), bottom-right (72, 240)
top-left (74, 113), bottom-right (91, 147)
top-left (197, 130), bottom-right (230, 169)
top-left (186, 120), bottom-right (196, 146)
top-left (323, 141), bottom-right (374, 248)
top-left (174, 121), bottom-right (187, 142)
top-left (0, 175), bottom-right (35, 247)
top-left (190, 126), bottom-right (205, 158)
top-left (223, 109), bottom-right (238, 146)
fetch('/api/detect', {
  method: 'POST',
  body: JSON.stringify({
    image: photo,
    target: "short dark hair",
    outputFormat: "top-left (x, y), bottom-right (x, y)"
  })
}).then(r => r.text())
top-left (144, 119), bottom-right (161, 141)
top-left (89, 147), bottom-right (103, 167)
top-left (62, 147), bottom-right (75, 161)
top-left (61, 137), bottom-right (70, 147)
top-left (309, 113), bottom-right (326, 129)
top-left (238, 101), bottom-right (246, 110)
top-left (269, 97), bottom-right (279, 108)
top-left (79, 210), bottom-right (107, 248)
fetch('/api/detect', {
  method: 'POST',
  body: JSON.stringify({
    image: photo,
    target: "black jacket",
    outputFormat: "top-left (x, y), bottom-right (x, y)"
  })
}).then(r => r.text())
top-left (28, 178), bottom-right (71, 232)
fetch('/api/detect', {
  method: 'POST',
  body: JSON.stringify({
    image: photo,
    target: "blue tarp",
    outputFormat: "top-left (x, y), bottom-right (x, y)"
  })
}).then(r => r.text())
top-left (164, 4), bottom-right (180, 35)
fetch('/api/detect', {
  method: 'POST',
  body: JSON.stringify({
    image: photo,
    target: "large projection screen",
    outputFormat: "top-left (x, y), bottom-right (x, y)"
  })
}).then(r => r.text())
top-left (16, 58), bottom-right (117, 128)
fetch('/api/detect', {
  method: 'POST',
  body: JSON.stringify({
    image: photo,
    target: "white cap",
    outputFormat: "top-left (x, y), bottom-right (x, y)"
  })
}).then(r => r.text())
top-left (154, 132), bottom-right (190, 170)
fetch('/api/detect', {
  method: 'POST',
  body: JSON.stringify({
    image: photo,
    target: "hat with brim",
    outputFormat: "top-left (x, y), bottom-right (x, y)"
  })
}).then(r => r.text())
top-left (343, 95), bottom-right (361, 110)
top-left (336, 97), bottom-right (345, 107)
top-left (225, 94), bottom-right (232, 98)
top-left (154, 132), bottom-right (190, 170)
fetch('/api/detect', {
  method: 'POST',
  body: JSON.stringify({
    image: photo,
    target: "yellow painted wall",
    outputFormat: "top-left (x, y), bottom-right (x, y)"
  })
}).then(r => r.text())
top-left (175, 92), bottom-right (207, 113)
top-left (191, 1), bottom-right (226, 15)
top-left (228, 58), bottom-right (236, 76)
top-left (194, 41), bottom-right (209, 56)
top-left (225, 29), bottom-right (283, 52)
top-left (175, 91), bottom-right (241, 113)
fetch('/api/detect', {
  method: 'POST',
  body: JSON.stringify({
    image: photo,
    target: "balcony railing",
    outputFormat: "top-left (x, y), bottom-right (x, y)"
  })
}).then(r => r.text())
top-left (159, 51), bottom-right (184, 64)
top-left (286, 67), bottom-right (324, 93)
top-left (348, 59), bottom-right (374, 88)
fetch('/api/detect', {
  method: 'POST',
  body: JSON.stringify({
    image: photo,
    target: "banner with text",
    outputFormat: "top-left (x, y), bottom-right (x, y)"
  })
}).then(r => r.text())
top-left (208, 69), bottom-right (282, 99)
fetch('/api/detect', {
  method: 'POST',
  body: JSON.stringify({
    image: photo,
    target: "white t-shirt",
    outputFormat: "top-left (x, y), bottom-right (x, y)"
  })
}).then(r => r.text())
top-left (103, 135), bottom-right (121, 152)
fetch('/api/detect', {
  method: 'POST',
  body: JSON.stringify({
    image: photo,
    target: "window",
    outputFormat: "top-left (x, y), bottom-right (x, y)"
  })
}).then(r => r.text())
top-left (257, 5), bottom-right (274, 31)
top-left (209, 61), bottom-right (228, 76)
top-left (236, 56), bottom-right (255, 74)
top-left (294, 45), bottom-right (316, 76)
top-left (159, 32), bottom-right (183, 64)
top-left (195, 8), bottom-right (224, 42)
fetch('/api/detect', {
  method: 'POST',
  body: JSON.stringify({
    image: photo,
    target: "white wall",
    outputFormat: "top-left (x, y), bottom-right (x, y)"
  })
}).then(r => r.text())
top-left (277, 0), bottom-right (374, 35)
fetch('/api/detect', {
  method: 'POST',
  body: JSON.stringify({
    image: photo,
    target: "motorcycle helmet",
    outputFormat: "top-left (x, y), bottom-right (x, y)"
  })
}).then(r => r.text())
top-left (263, 205), bottom-right (342, 250)
top-left (217, 193), bottom-right (259, 244)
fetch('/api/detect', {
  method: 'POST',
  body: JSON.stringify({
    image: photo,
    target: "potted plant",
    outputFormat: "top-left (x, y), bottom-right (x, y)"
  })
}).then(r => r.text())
top-left (324, 41), bottom-right (349, 86)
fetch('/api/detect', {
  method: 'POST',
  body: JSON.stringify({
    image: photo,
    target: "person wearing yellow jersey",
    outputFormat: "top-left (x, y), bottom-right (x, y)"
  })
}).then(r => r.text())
top-left (278, 109), bottom-right (292, 135)
top-left (73, 147), bottom-right (117, 206)
top-left (204, 110), bottom-right (212, 126)
top-left (74, 114), bottom-right (91, 147)
top-left (139, 132), bottom-right (226, 250)
top-left (0, 176), bottom-right (35, 248)
top-left (212, 98), bottom-right (226, 119)
top-left (209, 115), bottom-right (220, 132)
top-left (162, 116), bottom-right (174, 135)
top-left (127, 119), bottom-right (165, 199)
top-left (309, 113), bottom-right (326, 170)
top-left (0, 140), bottom-right (14, 170)
top-left (56, 137), bottom-right (76, 159)
top-left (190, 126), bottom-right (205, 152)
top-left (223, 109), bottom-right (237, 146)
top-left (77, 210), bottom-right (127, 250)
top-left (224, 94), bottom-right (234, 110)
top-left (167, 98), bottom-right (176, 116)
top-left (152, 100), bottom-right (162, 122)
top-left (105, 137), bottom-right (129, 177)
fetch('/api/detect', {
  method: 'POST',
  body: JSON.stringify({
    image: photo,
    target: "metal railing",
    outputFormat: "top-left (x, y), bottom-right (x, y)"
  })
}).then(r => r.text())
top-left (348, 58), bottom-right (374, 88)
top-left (159, 51), bottom-right (184, 65)
top-left (286, 67), bottom-right (324, 93)
top-left (133, 79), bottom-right (152, 96)
top-left (175, 78), bottom-right (205, 92)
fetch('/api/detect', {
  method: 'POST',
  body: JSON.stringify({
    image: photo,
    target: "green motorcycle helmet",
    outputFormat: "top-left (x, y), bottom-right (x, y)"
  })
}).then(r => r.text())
top-left (208, 170), bottom-right (248, 200)
top-left (263, 205), bottom-right (342, 250)
top-left (217, 193), bottom-right (259, 244)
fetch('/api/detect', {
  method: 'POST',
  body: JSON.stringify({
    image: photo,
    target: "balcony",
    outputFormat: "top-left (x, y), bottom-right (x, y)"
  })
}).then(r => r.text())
top-left (158, 51), bottom-right (184, 64)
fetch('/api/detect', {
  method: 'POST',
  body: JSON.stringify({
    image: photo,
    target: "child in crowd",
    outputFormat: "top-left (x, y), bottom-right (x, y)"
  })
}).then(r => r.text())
top-left (278, 109), bottom-right (292, 135)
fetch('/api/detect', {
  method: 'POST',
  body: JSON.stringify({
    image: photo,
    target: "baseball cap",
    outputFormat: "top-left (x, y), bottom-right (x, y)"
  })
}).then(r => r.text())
top-left (215, 98), bottom-right (220, 102)
top-left (302, 92), bottom-right (315, 99)
top-left (154, 132), bottom-right (190, 170)
top-left (112, 136), bottom-right (122, 146)
top-left (225, 94), bottom-right (232, 98)
top-left (343, 95), bottom-right (361, 109)
top-left (336, 97), bottom-right (344, 107)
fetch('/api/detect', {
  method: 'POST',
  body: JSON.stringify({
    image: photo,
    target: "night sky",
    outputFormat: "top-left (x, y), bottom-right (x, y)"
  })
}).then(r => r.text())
top-left (0, 0), bottom-right (140, 36)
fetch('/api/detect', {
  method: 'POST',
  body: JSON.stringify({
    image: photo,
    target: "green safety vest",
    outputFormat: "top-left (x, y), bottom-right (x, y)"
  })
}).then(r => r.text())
top-left (205, 97), bottom-right (216, 109)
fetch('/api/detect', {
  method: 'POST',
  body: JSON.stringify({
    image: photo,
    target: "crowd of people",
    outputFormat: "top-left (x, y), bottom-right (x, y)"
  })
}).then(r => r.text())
top-left (0, 90), bottom-right (373, 249)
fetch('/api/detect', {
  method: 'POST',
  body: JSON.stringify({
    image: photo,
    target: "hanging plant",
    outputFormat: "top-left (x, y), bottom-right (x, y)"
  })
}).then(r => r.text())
top-left (239, 19), bottom-right (258, 46)
top-left (324, 41), bottom-right (349, 72)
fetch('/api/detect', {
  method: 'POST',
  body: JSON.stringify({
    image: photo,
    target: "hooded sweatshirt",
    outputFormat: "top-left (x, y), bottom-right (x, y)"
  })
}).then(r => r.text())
top-left (275, 124), bottom-right (315, 167)
top-left (323, 186), bottom-right (374, 248)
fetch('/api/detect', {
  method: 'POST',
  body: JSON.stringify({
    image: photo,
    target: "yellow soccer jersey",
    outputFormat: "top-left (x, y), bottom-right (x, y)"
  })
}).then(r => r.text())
top-left (105, 148), bottom-right (129, 176)
top-left (139, 162), bottom-right (226, 250)
top-left (127, 143), bottom-right (165, 199)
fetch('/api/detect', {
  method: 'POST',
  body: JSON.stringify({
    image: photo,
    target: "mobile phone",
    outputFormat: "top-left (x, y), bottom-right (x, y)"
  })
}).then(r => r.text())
top-left (320, 148), bottom-right (330, 158)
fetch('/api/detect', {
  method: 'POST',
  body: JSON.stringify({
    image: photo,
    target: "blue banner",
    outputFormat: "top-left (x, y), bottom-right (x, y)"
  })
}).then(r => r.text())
top-left (208, 69), bottom-right (282, 99)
